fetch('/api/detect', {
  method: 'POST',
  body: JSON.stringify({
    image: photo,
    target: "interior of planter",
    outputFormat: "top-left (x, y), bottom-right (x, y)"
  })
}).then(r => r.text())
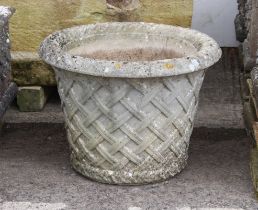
top-left (68, 33), bottom-right (198, 62)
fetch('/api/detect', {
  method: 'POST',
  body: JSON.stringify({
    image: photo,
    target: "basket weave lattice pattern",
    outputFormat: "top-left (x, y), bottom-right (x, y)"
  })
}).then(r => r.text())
top-left (56, 69), bottom-right (205, 184)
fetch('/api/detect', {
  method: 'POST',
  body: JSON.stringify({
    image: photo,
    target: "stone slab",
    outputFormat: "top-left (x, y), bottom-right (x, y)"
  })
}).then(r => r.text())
top-left (11, 52), bottom-right (56, 86)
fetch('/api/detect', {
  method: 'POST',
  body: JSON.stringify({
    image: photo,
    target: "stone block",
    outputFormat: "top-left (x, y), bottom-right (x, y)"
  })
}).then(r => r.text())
top-left (17, 86), bottom-right (48, 112)
top-left (11, 52), bottom-right (56, 86)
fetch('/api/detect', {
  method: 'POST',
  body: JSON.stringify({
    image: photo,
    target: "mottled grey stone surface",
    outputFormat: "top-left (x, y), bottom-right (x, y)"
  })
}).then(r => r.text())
top-left (39, 22), bottom-right (221, 184)
top-left (0, 6), bottom-right (17, 119)
top-left (0, 6), bottom-right (14, 95)
top-left (235, 0), bottom-right (258, 70)
top-left (235, 0), bottom-right (252, 42)
top-left (39, 22), bottom-right (221, 78)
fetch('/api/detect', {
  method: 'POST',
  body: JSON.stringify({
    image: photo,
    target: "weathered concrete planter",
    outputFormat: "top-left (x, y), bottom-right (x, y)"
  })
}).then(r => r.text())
top-left (0, 6), bottom-right (17, 120)
top-left (40, 22), bottom-right (221, 184)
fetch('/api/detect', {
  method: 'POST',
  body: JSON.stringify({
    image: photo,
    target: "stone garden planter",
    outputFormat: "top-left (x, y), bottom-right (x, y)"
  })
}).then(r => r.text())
top-left (40, 22), bottom-right (221, 185)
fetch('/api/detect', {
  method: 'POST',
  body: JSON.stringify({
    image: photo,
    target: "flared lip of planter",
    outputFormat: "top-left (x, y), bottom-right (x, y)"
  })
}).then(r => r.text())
top-left (39, 22), bottom-right (222, 78)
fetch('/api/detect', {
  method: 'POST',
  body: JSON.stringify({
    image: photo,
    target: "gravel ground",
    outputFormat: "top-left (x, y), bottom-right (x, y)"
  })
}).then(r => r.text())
top-left (0, 124), bottom-right (257, 210)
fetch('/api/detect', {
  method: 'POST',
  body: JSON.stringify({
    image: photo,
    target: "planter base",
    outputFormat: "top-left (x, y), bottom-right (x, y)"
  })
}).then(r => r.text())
top-left (71, 150), bottom-right (188, 185)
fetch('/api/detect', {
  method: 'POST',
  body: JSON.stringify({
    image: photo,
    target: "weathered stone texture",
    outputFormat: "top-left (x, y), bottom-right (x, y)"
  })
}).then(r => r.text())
top-left (0, 7), bottom-right (12, 97)
top-left (235, 0), bottom-right (252, 42)
top-left (39, 22), bottom-right (221, 184)
top-left (11, 52), bottom-right (56, 86)
top-left (17, 86), bottom-right (48, 112)
top-left (0, 6), bottom-right (17, 119)
top-left (241, 1), bottom-right (258, 196)
top-left (236, 0), bottom-right (258, 71)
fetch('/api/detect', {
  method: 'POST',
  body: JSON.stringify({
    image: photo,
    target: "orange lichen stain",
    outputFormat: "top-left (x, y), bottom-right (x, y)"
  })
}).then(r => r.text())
top-left (164, 63), bottom-right (174, 69)
top-left (115, 63), bottom-right (122, 70)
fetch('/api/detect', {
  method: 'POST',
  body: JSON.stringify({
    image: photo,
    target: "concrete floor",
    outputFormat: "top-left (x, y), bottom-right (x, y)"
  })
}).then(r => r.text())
top-left (0, 125), bottom-right (257, 210)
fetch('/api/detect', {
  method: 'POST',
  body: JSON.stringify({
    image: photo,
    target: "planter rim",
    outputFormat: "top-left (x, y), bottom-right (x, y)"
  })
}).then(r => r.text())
top-left (39, 22), bottom-right (222, 78)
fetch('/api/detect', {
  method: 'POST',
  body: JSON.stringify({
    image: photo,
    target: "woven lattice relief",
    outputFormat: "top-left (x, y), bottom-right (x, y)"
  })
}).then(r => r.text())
top-left (55, 69), bottom-right (205, 184)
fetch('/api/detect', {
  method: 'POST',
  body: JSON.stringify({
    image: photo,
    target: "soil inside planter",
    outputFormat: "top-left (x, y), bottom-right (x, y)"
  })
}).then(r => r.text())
top-left (68, 39), bottom-right (188, 62)
top-left (70, 47), bottom-right (183, 62)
